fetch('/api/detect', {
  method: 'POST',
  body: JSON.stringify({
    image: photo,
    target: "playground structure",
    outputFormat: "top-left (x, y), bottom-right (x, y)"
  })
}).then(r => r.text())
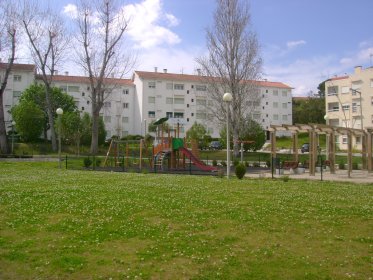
top-left (103, 117), bottom-right (219, 173)
top-left (152, 117), bottom-right (218, 172)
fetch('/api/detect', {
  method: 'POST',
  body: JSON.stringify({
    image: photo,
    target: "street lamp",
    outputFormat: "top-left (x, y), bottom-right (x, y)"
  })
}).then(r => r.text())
top-left (11, 121), bottom-right (16, 154)
top-left (56, 108), bottom-right (63, 169)
top-left (223, 92), bottom-right (233, 179)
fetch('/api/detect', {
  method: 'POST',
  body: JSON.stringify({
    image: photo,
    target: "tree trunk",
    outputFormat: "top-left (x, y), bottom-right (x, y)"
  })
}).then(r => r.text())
top-left (0, 97), bottom-right (9, 154)
top-left (90, 108), bottom-right (99, 155)
top-left (45, 85), bottom-right (57, 151)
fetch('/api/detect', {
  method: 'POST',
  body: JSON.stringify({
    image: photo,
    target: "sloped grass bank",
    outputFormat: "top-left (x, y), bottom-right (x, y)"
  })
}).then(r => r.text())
top-left (0, 162), bottom-right (371, 279)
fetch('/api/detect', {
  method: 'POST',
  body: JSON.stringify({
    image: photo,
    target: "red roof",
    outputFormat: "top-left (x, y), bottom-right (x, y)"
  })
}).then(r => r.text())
top-left (0, 63), bottom-right (35, 71)
top-left (329, 75), bottom-right (349, 81)
top-left (135, 71), bottom-right (292, 89)
top-left (36, 74), bottom-right (134, 86)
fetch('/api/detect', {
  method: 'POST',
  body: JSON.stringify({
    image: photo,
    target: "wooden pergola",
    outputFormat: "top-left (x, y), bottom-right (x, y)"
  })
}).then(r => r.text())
top-left (268, 124), bottom-right (373, 177)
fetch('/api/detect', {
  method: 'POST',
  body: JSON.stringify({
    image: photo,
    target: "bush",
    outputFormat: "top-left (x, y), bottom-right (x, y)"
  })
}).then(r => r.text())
top-left (338, 161), bottom-right (345, 170)
top-left (245, 161), bottom-right (249, 167)
top-left (281, 175), bottom-right (290, 182)
top-left (94, 158), bottom-right (101, 167)
top-left (83, 157), bottom-right (92, 168)
top-left (352, 162), bottom-right (359, 170)
top-left (220, 161), bottom-right (226, 166)
top-left (235, 163), bottom-right (246, 179)
top-left (212, 159), bottom-right (218, 166)
top-left (233, 159), bottom-right (239, 167)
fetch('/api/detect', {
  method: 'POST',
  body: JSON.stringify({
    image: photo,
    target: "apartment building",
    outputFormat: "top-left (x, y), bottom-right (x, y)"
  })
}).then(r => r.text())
top-left (0, 63), bottom-right (36, 128)
top-left (2, 63), bottom-right (293, 139)
top-left (325, 66), bottom-right (373, 149)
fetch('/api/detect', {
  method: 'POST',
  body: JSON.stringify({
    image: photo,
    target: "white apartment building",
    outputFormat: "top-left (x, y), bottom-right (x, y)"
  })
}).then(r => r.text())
top-left (325, 66), bottom-right (373, 149)
top-left (0, 64), bottom-right (36, 129)
top-left (2, 63), bottom-right (293, 139)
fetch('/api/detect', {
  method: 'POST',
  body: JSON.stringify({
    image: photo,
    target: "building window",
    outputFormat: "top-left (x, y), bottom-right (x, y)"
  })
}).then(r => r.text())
top-left (13, 91), bottom-right (22, 98)
top-left (122, 117), bottom-right (129, 123)
top-left (282, 91), bottom-right (287, 97)
top-left (187, 90), bottom-right (189, 94)
top-left (282, 115), bottom-right (288, 121)
top-left (174, 84), bottom-right (184, 90)
top-left (123, 89), bottom-right (129, 94)
top-left (166, 97), bottom-right (173, 104)
top-left (174, 112), bottom-right (184, 118)
top-left (81, 107), bottom-right (85, 111)
top-left (187, 104), bottom-right (189, 108)
top-left (104, 116), bottom-right (111, 123)
top-left (68, 85), bottom-right (80, 92)
top-left (148, 111), bottom-right (155, 118)
top-left (166, 83), bottom-right (173, 90)
top-left (187, 118), bottom-right (189, 122)
top-left (273, 90), bottom-right (278, 96)
top-left (196, 85), bottom-right (207, 91)
top-left (371, 97), bottom-right (373, 106)
top-left (148, 96), bottom-right (155, 103)
top-left (196, 111), bottom-right (206, 119)
top-left (342, 136), bottom-right (348, 144)
top-left (122, 131), bottom-right (129, 137)
top-left (342, 103), bottom-right (350, 111)
top-left (174, 97), bottom-right (184, 104)
top-left (106, 130), bottom-right (111, 138)
top-left (273, 114), bottom-right (278, 120)
top-left (87, 100), bottom-right (90, 104)
top-left (327, 86), bottom-right (338, 95)
top-left (59, 85), bottom-right (68, 92)
top-left (341, 86), bottom-right (349, 94)
top-left (123, 103), bottom-right (129, 109)
top-left (282, 103), bottom-right (287, 109)
top-left (148, 81), bottom-right (156, 88)
top-left (13, 75), bottom-right (21, 82)
top-left (191, 113), bottom-right (194, 117)
top-left (104, 102), bottom-right (111, 108)
top-left (253, 101), bottom-right (260, 107)
top-left (196, 99), bottom-right (206, 106)
top-left (356, 136), bottom-right (361, 144)
top-left (273, 102), bottom-right (278, 108)
top-left (253, 113), bottom-right (260, 119)
top-left (82, 92), bottom-right (85, 96)
top-left (166, 112), bottom-right (173, 118)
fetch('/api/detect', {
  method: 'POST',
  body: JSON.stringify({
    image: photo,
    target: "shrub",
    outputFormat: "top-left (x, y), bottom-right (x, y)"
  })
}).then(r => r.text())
top-left (281, 175), bottom-right (290, 182)
top-left (212, 159), bottom-right (218, 166)
top-left (235, 163), bottom-right (246, 179)
top-left (83, 157), bottom-right (92, 168)
top-left (220, 161), bottom-right (226, 166)
top-left (94, 158), bottom-right (101, 167)
top-left (352, 162), bottom-right (359, 170)
top-left (245, 161), bottom-right (249, 167)
top-left (233, 159), bottom-right (239, 167)
top-left (338, 161), bottom-right (345, 170)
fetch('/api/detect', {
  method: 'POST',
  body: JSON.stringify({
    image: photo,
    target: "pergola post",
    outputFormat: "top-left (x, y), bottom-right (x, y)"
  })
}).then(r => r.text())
top-left (347, 131), bottom-right (352, 178)
top-left (270, 130), bottom-right (277, 161)
top-left (362, 132), bottom-right (367, 170)
top-left (292, 131), bottom-right (299, 162)
top-left (367, 128), bottom-right (373, 172)
top-left (329, 130), bottom-right (336, 174)
top-left (309, 129), bottom-right (315, 176)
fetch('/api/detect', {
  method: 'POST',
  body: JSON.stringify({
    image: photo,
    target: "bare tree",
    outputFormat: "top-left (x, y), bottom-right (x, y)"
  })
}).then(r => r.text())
top-left (196, 0), bottom-right (262, 155)
top-left (75, 0), bottom-right (134, 154)
top-left (21, 1), bottom-right (69, 151)
top-left (0, 1), bottom-right (17, 153)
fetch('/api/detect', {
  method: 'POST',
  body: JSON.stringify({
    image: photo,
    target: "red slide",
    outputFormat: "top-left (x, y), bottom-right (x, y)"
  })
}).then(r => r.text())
top-left (178, 147), bottom-right (219, 172)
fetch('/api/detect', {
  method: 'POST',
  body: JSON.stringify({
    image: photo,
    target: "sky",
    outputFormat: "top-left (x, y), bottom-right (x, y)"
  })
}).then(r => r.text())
top-left (25, 0), bottom-right (373, 96)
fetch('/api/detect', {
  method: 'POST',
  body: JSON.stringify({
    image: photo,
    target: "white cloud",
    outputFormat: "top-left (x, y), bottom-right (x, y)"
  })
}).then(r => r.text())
top-left (62, 4), bottom-right (78, 19)
top-left (165, 13), bottom-right (180, 27)
top-left (286, 40), bottom-right (306, 49)
top-left (123, 0), bottom-right (181, 48)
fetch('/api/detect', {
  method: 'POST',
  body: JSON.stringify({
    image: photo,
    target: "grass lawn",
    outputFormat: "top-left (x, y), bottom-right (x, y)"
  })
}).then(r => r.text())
top-left (0, 162), bottom-right (372, 279)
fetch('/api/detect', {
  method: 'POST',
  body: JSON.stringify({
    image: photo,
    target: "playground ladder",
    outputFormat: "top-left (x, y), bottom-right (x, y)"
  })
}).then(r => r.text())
top-left (154, 151), bottom-right (168, 170)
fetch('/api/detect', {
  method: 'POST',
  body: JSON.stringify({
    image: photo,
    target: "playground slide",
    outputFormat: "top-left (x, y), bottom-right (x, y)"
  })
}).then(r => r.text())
top-left (178, 147), bottom-right (219, 172)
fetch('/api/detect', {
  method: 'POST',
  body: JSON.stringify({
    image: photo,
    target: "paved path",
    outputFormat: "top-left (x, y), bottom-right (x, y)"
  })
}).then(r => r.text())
top-left (246, 169), bottom-right (373, 184)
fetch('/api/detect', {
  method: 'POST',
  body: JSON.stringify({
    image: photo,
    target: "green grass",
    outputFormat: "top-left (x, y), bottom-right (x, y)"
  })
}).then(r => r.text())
top-left (0, 162), bottom-right (372, 279)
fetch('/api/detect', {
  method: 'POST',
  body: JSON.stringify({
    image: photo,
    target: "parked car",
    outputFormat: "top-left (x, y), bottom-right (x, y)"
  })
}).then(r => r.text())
top-left (209, 141), bottom-right (222, 150)
top-left (301, 143), bottom-right (309, 153)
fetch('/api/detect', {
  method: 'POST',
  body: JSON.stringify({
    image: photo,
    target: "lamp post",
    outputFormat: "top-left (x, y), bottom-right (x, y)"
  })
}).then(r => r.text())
top-left (223, 92), bottom-right (233, 179)
top-left (11, 121), bottom-right (16, 154)
top-left (56, 108), bottom-right (63, 169)
top-left (144, 119), bottom-right (147, 136)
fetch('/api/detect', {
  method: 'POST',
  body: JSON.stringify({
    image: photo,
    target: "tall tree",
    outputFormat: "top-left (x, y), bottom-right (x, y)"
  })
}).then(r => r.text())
top-left (196, 0), bottom-right (262, 156)
top-left (75, 0), bottom-right (134, 154)
top-left (0, 1), bottom-right (17, 153)
top-left (21, 1), bottom-right (69, 151)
